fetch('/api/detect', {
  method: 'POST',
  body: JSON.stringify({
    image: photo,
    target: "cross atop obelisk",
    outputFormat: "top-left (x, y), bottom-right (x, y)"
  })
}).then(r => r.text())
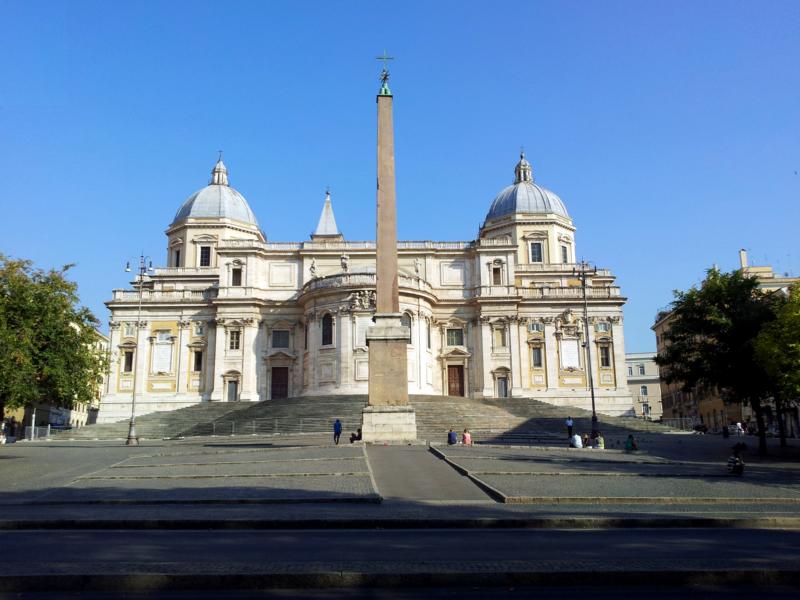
top-left (362, 56), bottom-right (417, 441)
top-left (376, 51), bottom-right (394, 96)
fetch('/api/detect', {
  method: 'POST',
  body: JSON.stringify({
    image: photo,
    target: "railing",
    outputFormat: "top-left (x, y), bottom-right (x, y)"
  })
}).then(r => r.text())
top-left (515, 264), bottom-right (612, 277)
top-left (660, 417), bottom-right (700, 431)
top-left (110, 289), bottom-right (217, 302)
top-left (153, 267), bottom-right (217, 277)
top-left (301, 272), bottom-right (434, 295)
top-left (518, 286), bottom-right (622, 299)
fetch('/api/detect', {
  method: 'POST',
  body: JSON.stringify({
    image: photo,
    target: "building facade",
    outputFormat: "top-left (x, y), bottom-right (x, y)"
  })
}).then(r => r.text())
top-left (653, 249), bottom-right (799, 432)
top-left (624, 352), bottom-right (662, 420)
top-left (99, 149), bottom-right (634, 423)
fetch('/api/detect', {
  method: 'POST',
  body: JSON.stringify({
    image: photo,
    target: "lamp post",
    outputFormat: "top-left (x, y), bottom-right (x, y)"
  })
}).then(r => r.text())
top-left (573, 260), bottom-right (598, 436)
top-left (124, 254), bottom-right (153, 446)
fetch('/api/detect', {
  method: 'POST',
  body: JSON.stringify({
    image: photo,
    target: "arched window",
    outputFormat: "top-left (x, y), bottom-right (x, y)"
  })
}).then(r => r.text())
top-left (321, 314), bottom-right (333, 346)
top-left (401, 313), bottom-right (412, 345)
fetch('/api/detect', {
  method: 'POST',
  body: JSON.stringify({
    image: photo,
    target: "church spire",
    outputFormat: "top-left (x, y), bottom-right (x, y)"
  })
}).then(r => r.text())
top-left (514, 150), bottom-right (534, 184)
top-left (210, 154), bottom-right (229, 186)
top-left (311, 189), bottom-right (343, 241)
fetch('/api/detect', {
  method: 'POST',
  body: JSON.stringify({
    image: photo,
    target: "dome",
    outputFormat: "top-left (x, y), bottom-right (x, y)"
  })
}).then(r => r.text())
top-left (171, 158), bottom-right (259, 227)
top-left (485, 153), bottom-right (570, 222)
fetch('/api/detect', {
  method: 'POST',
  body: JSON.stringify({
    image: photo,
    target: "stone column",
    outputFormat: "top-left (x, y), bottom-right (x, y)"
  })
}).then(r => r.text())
top-left (480, 319), bottom-right (494, 397)
top-left (363, 69), bottom-right (416, 441)
top-left (240, 318), bottom-right (259, 401)
top-left (509, 318), bottom-right (523, 396)
top-left (210, 319), bottom-right (226, 401)
top-left (176, 320), bottom-right (189, 395)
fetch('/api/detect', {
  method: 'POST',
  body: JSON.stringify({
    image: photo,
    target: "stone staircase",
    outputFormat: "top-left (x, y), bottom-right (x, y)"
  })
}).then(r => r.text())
top-left (51, 403), bottom-right (247, 441)
top-left (179, 395), bottom-right (367, 438)
top-left (52, 394), bottom-right (674, 443)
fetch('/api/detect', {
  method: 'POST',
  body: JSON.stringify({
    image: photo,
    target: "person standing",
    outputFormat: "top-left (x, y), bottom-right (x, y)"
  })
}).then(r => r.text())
top-left (565, 416), bottom-right (574, 438)
top-left (333, 419), bottom-right (342, 445)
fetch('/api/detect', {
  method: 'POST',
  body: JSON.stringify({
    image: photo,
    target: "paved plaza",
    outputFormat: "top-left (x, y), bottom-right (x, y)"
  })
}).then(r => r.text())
top-left (1, 431), bottom-right (800, 593)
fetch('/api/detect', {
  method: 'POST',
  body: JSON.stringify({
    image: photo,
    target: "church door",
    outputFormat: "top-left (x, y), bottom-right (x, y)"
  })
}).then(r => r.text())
top-left (497, 376), bottom-right (508, 398)
top-left (447, 365), bottom-right (464, 397)
top-left (271, 367), bottom-right (289, 400)
top-left (227, 380), bottom-right (239, 402)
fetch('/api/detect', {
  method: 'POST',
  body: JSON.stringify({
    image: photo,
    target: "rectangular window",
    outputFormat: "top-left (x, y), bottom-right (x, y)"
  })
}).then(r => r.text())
top-left (272, 330), bottom-right (290, 348)
top-left (194, 322), bottom-right (205, 336)
top-left (595, 322), bottom-right (610, 333)
top-left (304, 324), bottom-right (308, 350)
top-left (600, 346), bottom-right (611, 368)
top-left (200, 246), bottom-right (211, 267)
top-left (174, 249), bottom-right (181, 267)
top-left (627, 365), bottom-right (633, 376)
top-left (123, 323), bottom-right (136, 338)
top-left (531, 346), bottom-right (543, 368)
top-left (123, 351), bottom-right (134, 373)
top-left (426, 320), bottom-right (431, 349)
top-left (493, 327), bottom-right (507, 348)
top-left (231, 268), bottom-right (242, 286)
top-left (561, 245), bottom-right (568, 263)
top-left (446, 328), bottom-right (464, 346)
top-left (640, 385), bottom-right (648, 396)
top-left (530, 242), bottom-right (543, 263)
top-left (528, 322), bottom-right (543, 333)
top-left (638, 364), bottom-right (645, 375)
top-left (229, 330), bottom-right (241, 351)
top-left (193, 351), bottom-right (203, 372)
top-left (492, 267), bottom-right (502, 285)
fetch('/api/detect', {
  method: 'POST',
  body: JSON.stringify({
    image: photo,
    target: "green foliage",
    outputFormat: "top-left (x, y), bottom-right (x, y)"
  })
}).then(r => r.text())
top-left (755, 284), bottom-right (800, 403)
top-left (0, 254), bottom-right (107, 414)
top-left (655, 268), bottom-right (776, 404)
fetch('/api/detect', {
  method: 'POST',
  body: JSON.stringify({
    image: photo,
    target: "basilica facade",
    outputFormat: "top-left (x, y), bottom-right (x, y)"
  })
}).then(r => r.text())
top-left (99, 153), bottom-right (634, 423)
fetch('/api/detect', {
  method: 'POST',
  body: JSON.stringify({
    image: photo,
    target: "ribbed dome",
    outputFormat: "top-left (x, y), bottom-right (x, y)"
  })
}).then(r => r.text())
top-left (171, 159), bottom-right (259, 227)
top-left (485, 153), bottom-right (570, 222)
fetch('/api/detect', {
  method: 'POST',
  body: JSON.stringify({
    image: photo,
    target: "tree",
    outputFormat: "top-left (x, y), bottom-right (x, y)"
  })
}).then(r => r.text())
top-left (655, 268), bottom-right (779, 455)
top-left (755, 283), bottom-right (800, 447)
top-left (0, 255), bottom-right (107, 421)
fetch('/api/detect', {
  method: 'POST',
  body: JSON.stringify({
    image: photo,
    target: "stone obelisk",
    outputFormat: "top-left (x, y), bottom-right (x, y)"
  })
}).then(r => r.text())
top-left (362, 58), bottom-right (417, 442)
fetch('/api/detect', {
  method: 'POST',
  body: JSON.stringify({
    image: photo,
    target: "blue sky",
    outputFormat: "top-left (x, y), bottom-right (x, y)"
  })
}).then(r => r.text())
top-left (2, 0), bottom-right (798, 352)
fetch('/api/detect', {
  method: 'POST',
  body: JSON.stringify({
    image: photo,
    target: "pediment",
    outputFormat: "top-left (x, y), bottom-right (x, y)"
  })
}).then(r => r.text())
top-left (264, 349), bottom-right (297, 361)
top-left (440, 347), bottom-right (471, 358)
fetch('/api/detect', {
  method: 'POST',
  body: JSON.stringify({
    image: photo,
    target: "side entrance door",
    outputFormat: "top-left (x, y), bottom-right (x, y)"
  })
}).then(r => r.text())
top-left (271, 367), bottom-right (289, 399)
top-left (227, 380), bottom-right (239, 402)
top-left (447, 365), bottom-right (464, 397)
top-left (497, 376), bottom-right (508, 398)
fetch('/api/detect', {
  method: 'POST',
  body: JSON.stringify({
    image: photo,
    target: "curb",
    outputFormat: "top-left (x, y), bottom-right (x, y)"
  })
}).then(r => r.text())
top-left (1, 568), bottom-right (799, 593)
top-left (2, 516), bottom-right (799, 531)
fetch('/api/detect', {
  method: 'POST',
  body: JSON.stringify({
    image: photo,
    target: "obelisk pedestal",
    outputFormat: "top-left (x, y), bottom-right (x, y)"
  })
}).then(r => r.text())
top-left (362, 63), bottom-right (417, 442)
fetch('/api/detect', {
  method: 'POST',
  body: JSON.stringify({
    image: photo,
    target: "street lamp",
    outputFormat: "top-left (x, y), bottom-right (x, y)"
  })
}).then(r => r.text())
top-left (573, 260), bottom-right (598, 436)
top-left (124, 254), bottom-right (153, 446)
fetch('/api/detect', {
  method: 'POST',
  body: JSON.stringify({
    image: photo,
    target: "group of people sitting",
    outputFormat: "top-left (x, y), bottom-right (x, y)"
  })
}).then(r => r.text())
top-left (447, 428), bottom-right (472, 445)
top-left (569, 431), bottom-right (606, 449)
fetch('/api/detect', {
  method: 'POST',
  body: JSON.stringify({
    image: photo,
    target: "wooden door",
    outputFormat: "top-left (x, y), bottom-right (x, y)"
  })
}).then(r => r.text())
top-left (227, 380), bottom-right (239, 402)
top-left (497, 376), bottom-right (508, 398)
top-left (271, 367), bottom-right (289, 399)
top-left (447, 365), bottom-right (464, 397)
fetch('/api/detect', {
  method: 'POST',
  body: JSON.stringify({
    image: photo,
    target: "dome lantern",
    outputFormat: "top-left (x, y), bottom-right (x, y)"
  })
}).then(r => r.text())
top-left (514, 151), bottom-right (534, 184)
top-left (210, 155), bottom-right (229, 186)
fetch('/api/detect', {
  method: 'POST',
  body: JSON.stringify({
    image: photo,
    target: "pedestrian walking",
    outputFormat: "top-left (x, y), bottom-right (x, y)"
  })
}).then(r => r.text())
top-left (728, 442), bottom-right (746, 476)
top-left (333, 419), bottom-right (342, 445)
top-left (565, 416), bottom-right (574, 438)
